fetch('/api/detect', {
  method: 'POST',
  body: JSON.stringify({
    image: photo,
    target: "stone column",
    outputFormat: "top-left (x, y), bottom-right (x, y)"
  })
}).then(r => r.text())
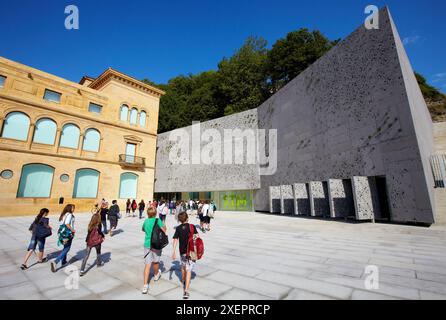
top-left (78, 133), bottom-right (85, 157)
top-left (27, 123), bottom-right (35, 149)
top-left (54, 128), bottom-right (62, 153)
top-left (0, 116), bottom-right (4, 135)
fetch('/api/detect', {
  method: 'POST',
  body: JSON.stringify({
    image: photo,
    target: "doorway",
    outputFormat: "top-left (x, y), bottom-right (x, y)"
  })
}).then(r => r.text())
top-left (375, 176), bottom-right (391, 221)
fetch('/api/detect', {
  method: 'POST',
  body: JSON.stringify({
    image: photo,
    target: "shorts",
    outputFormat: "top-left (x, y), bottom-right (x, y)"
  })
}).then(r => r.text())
top-left (144, 247), bottom-right (161, 265)
top-left (180, 254), bottom-right (196, 272)
top-left (204, 216), bottom-right (211, 224)
top-left (27, 237), bottom-right (46, 252)
top-left (198, 214), bottom-right (204, 222)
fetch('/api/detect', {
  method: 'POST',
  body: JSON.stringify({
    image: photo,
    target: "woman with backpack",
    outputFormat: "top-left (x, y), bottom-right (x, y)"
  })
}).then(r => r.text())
top-left (80, 213), bottom-right (105, 276)
top-left (21, 208), bottom-right (52, 270)
top-left (51, 204), bottom-right (76, 273)
top-left (126, 199), bottom-right (131, 217)
top-left (131, 199), bottom-right (137, 217)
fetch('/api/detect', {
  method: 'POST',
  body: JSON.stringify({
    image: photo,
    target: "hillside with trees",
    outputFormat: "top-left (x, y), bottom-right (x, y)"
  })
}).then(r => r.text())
top-left (143, 29), bottom-right (445, 133)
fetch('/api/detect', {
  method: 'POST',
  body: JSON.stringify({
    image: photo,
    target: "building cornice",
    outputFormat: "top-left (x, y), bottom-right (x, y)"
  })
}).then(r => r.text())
top-left (88, 68), bottom-right (165, 98)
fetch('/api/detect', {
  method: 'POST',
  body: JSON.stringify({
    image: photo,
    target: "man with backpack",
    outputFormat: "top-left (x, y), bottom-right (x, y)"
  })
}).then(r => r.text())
top-left (141, 208), bottom-right (167, 294)
top-left (172, 212), bottom-right (203, 300)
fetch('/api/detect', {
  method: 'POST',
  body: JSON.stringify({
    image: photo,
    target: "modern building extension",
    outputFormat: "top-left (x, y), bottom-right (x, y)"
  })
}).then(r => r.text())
top-left (154, 7), bottom-right (446, 225)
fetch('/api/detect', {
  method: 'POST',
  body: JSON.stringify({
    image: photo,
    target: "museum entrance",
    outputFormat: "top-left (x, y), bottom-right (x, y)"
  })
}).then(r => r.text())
top-left (375, 176), bottom-right (391, 221)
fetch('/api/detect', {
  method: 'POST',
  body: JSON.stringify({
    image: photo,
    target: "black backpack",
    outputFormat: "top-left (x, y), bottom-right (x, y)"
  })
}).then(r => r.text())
top-left (151, 218), bottom-right (169, 250)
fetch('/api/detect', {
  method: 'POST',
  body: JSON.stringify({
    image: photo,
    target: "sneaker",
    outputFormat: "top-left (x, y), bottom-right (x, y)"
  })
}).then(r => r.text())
top-left (153, 271), bottom-right (162, 281)
top-left (183, 291), bottom-right (190, 299)
top-left (20, 264), bottom-right (28, 270)
top-left (141, 284), bottom-right (149, 294)
top-left (50, 262), bottom-right (57, 273)
top-left (80, 270), bottom-right (85, 277)
top-left (97, 261), bottom-right (104, 267)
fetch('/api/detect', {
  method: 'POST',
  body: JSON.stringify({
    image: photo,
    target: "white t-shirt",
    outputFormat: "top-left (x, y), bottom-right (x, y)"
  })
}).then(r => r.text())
top-left (202, 204), bottom-right (210, 217)
top-left (63, 213), bottom-right (75, 229)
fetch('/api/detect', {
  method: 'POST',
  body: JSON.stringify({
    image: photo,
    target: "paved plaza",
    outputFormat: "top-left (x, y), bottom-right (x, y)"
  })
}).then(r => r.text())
top-left (1, 211), bottom-right (446, 300)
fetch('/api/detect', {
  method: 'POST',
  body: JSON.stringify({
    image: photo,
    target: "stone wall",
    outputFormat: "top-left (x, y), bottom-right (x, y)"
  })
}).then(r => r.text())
top-left (254, 7), bottom-right (435, 224)
top-left (154, 109), bottom-right (260, 193)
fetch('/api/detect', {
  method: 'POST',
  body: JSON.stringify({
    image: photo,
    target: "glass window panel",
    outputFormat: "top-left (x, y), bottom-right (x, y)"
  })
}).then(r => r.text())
top-left (43, 89), bottom-right (61, 103)
top-left (120, 105), bottom-right (129, 121)
top-left (130, 108), bottom-right (138, 124)
top-left (33, 118), bottom-right (57, 145)
top-left (119, 173), bottom-right (138, 199)
top-left (125, 143), bottom-right (136, 163)
top-left (0, 75), bottom-right (6, 87)
top-left (59, 124), bottom-right (80, 149)
top-left (88, 103), bottom-right (102, 114)
top-left (1, 112), bottom-right (30, 141)
top-left (82, 129), bottom-right (100, 152)
top-left (139, 111), bottom-right (146, 127)
top-left (73, 169), bottom-right (99, 198)
top-left (17, 164), bottom-right (54, 198)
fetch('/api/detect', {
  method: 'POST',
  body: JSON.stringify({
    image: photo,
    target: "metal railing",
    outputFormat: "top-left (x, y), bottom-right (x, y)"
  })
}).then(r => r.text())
top-left (430, 154), bottom-right (446, 188)
top-left (118, 154), bottom-right (146, 167)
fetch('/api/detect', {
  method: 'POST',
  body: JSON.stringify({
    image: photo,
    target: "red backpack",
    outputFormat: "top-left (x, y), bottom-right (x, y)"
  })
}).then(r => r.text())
top-left (186, 224), bottom-right (204, 261)
top-left (87, 228), bottom-right (104, 248)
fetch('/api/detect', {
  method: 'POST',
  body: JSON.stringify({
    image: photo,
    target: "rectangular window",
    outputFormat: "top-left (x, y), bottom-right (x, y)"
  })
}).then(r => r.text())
top-left (88, 102), bottom-right (102, 114)
top-left (43, 89), bottom-right (61, 103)
top-left (0, 75), bottom-right (6, 87)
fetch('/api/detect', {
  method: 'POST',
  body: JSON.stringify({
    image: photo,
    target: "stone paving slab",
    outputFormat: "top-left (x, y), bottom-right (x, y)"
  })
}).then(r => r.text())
top-left (1, 211), bottom-right (446, 300)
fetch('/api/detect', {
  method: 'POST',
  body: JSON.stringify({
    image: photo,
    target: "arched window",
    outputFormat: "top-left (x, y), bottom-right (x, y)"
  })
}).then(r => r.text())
top-left (33, 118), bottom-right (57, 145)
top-left (73, 169), bottom-right (99, 198)
top-left (130, 108), bottom-right (138, 125)
top-left (120, 105), bottom-right (129, 121)
top-left (17, 164), bottom-right (54, 198)
top-left (82, 128), bottom-right (100, 152)
top-left (1, 112), bottom-right (30, 141)
top-left (139, 111), bottom-right (147, 127)
top-left (119, 172), bottom-right (138, 199)
top-left (59, 124), bottom-right (80, 149)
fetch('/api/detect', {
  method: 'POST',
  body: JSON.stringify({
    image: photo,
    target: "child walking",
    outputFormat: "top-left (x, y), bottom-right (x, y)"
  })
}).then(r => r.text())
top-left (80, 213), bottom-right (105, 276)
top-left (172, 212), bottom-right (199, 299)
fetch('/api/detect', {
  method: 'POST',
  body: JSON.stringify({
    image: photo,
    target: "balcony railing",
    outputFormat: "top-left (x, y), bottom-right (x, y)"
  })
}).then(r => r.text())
top-left (119, 154), bottom-right (146, 167)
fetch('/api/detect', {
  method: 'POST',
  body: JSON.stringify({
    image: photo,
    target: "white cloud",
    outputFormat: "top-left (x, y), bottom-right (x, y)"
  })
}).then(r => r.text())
top-left (435, 72), bottom-right (446, 78)
top-left (403, 35), bottom-right (421, 46)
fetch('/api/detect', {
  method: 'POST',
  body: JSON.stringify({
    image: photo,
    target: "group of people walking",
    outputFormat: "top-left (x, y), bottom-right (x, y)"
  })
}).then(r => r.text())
top-left (20, 197), bottom-right (214, 299)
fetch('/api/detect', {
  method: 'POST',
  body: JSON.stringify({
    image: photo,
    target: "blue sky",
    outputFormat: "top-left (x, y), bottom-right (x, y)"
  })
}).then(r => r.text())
top-left (0, 0), bottom-right (445, 92)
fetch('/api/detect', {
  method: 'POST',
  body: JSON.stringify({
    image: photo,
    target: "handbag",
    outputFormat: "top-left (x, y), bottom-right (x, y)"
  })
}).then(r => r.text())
top-left (36, 222), bottom-right (52, 239)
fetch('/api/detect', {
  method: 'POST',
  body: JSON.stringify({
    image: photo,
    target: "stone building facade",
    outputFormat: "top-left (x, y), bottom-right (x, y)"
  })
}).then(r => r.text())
top-left (0, 57), bottom-right (164, 216)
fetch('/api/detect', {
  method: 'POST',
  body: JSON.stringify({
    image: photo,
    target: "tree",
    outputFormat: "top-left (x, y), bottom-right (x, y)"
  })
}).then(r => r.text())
top-left (415, 72), bottom-right (444, 101)
top-left (265, 28), bottom-right (338, 93)
top-left (215, 36), bottom-right (269, 115)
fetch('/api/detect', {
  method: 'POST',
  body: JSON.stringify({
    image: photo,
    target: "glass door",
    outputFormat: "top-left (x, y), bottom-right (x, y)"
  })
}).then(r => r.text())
top-left (125, 143), bottom-right (136, 163)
